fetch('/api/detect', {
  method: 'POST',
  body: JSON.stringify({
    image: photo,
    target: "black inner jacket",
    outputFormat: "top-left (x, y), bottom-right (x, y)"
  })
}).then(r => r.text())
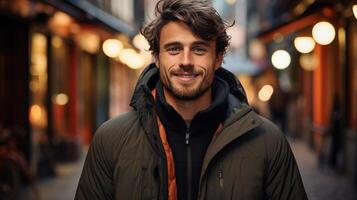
top-left (154, 78), bottom-right (229, 200)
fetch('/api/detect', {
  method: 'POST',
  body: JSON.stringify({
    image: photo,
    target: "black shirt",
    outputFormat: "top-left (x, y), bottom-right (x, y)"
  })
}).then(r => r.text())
top-left (155, 78), bottom-right (229, 200)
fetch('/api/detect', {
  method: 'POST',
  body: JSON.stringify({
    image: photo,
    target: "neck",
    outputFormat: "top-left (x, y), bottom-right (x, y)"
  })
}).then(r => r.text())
top-left (163, 88), bottom-right (212, 120)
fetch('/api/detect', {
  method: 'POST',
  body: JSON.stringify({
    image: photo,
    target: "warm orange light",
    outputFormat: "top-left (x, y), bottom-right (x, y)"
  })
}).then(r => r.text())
top-left (52, 93), bottom-right (69, 105)
top-left (294, 37), bottom-right (315, 53)
top-left (53, 12), bottom-right (72, 27)
top-left (102, 39), bottom-right (123, 58)
top-left (52, 36), bottom-right (63, 48)
top-left (29, 104), bottom-right (47, 128)
top-left (77, 32), bottom-right (100, 54)
top-left (31, 33), bottom-right (47, 75)
top-left (300, 54), bottom-right (317, 71)
top-left (118, 49), bottom-right (146, 69)
top-left (30, 105), bottom-right (42, 120)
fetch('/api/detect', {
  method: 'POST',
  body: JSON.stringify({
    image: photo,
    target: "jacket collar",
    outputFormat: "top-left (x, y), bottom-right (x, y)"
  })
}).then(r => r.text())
top-left (128, 63), bottom-right (259, 152)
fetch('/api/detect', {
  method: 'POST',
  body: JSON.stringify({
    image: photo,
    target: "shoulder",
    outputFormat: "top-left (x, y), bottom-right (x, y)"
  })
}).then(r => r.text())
top-left (99, 111), bottom-right (139, 134)
top-left (234, 110), bottom-right (289, 158)
top-left (92, 110), bottom-right (141, 148)
top-left (253, 114), bottom-right (293, 161)
top-left (256, 115), bottom-right (285, 140)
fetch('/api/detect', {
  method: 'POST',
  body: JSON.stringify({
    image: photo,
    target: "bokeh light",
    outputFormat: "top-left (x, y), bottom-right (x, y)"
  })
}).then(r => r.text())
top-left (312, 21), bottom-right (335, 45)
top-left (258, 85), bottom-right (274, 102)
top-left (102, 39), bottom-right (123, 58)
top-left (271, 50), bottom-right (291, 70)
top-left (294, 37), bottom-right (315, 53)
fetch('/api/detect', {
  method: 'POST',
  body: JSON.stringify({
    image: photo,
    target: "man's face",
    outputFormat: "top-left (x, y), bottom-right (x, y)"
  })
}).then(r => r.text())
top-left (156, 21), bottom-right (223, 100)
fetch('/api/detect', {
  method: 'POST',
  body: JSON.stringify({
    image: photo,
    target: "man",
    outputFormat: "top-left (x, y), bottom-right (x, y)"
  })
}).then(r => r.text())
top-left (75, 0), bottom-right (308, 199)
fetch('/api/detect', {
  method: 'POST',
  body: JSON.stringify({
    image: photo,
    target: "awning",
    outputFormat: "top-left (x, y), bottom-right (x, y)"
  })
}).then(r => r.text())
top-left (44, 0), bottom-right (136, 36)
top-left (257, 7), bottom-right (335, 42)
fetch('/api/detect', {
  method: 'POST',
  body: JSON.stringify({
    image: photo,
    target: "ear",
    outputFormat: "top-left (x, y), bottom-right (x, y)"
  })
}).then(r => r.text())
top-left (214, 53), bottom-right (223, 70)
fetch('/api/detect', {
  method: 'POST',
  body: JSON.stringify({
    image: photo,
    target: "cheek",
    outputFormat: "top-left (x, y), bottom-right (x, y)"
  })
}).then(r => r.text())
top-left (197, 51), bottom-right (217, 65)
top-left (196, 57), bottom-right (217, 71)
top-left (159, 67), bottom-right (170, 84)
top-left (159, 54), bottom-right (176, 68)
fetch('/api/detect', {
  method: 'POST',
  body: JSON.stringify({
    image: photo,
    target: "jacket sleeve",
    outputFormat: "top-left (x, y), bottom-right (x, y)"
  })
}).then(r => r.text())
top-left (264, 126), bottom-right (308, 200)
top-left (75, 123), bottom-right (114, 200)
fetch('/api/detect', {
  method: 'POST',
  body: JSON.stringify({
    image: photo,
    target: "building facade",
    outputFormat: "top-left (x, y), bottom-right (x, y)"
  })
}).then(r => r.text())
top-left (0, 0), bottom-right (147, 179)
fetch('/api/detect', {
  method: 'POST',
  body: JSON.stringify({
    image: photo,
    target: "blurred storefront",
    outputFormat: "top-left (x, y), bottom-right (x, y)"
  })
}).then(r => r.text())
top-left (245, 0), bottom-right (357, 184)
top-left (0, 0), bottom-right (150, 180)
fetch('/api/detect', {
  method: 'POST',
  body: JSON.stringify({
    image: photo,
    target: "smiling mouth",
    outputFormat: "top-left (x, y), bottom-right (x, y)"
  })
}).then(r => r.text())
top-left (174, 73), bottom-right (199, 78)
top-left (173, 73), bottom-right (200, 82)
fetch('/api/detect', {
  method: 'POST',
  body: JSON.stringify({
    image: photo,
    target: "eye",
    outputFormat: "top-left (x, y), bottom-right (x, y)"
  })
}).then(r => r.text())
top-left (166, 46), bottom-right (181, 55)
top-left (192, 47), bottom-right (207, 55)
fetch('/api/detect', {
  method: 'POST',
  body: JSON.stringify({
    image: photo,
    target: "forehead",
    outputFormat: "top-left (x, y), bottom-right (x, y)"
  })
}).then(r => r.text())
top-left (159, 21), bottom-right (215, 47)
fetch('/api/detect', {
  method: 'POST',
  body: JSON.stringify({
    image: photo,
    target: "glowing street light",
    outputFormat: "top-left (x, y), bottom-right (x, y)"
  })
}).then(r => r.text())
top-left (52, 93), bottom-right (69, 106)
top-left (312, 21), bottom-right (335, 45)
top-left (52, 36), bottom-right (63, 48)
top-left (294, 37), bottom-right (315, 53)
top-left (271, 50), bottom-right (291, 70)
top-left (102, 39), bottom-right (123, 58)
top-left (258, 85), bottom-right (274, 102)
top-left (300, 54), bottom-right (317, 71)
top-left (52, 12), bottom-right (72, 27)
top-left (77, 32), bottom-right (100, 54)
top-left (353, 5), bottom-right (357, 20)
top-left (119, 48), bottom-right (146, 69)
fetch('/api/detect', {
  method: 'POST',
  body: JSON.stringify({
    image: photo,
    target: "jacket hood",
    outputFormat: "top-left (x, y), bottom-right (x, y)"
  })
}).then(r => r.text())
top-left (130, 63), bottom-right (248, 110)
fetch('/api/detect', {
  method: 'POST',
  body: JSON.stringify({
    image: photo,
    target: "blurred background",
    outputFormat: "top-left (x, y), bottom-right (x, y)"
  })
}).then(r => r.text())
top-left (0, 0), bottom-right (356, 199)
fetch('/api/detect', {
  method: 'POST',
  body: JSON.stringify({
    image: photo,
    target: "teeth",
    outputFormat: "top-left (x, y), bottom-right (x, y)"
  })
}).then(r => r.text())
top-left (177, 74), bottom-right (195, 77)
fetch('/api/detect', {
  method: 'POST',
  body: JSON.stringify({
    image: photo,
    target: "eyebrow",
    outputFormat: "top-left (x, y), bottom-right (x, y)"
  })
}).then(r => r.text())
top-left (163, 40), bottom-right (211, 49)
top-left (163, 42), bottom-right (181, 49)
top-left (191, 41), bottom-right (210, 47)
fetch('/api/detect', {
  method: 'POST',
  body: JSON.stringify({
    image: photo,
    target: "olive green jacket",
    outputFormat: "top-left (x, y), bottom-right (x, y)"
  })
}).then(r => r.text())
top-left (75, 64), bottom-right (308, 200)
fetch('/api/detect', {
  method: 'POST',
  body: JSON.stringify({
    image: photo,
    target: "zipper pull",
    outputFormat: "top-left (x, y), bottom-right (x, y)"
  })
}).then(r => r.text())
top-left (218, 170), bottom-right (223, 179)
top-left (218, 170), bottom-right (224, 189)
top-left (218, 170), bottom-right (224, 187)
top-left (185, 129), bottom-right (190, 145)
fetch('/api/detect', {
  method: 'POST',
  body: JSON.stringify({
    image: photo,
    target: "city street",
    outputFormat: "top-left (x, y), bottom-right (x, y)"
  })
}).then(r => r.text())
top-left (292, 139), bottom-right (357, 200)
top-left (1, 0), bottom-right (357, 200)
top-left (21, 138), bottom-right (357, 200)
top-left (19, 154), bottom-right (85, 200)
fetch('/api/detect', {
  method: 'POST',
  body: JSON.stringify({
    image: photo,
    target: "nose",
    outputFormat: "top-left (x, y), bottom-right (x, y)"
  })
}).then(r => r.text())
top-left (180, 48), bottom-right (193, 67)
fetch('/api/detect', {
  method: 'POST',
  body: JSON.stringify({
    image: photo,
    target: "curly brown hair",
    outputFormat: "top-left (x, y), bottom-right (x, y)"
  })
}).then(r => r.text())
top-left (141, 0), bottom-right (232, 56)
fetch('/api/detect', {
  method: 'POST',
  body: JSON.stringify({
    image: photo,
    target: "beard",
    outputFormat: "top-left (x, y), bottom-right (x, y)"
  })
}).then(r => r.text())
top-left (162, 78), bottom-right (212, 100)
top-left (159, 64), bottom-right (214, 101)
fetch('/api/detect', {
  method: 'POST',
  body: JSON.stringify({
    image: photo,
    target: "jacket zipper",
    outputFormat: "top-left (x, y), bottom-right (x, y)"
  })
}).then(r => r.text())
top-left (199, 109), bottom-right (259, 191)
top-left (186, 128), bottom-right (192, 200)
top-left (218, 169), bottom-right (224, 199)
